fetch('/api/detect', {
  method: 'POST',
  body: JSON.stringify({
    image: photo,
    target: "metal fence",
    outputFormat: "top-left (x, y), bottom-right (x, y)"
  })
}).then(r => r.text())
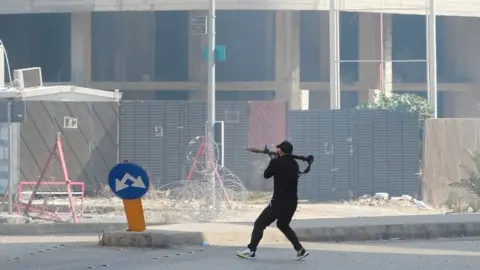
top-left (119, 101), bottom-right (421, 201)
top-left (2, 100), bottom-right (420, 202)
top-left (291, 109), bottom-right (421, 201)
top-left (118, 100), bottom-right (251, 189)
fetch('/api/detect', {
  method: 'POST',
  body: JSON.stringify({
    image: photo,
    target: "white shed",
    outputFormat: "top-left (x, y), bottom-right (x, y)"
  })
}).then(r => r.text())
top-left (0, 84), bottom-right (122, 196)
top-left (0, 85), bottom-right (122, 101)
top-left (0, 54), bottom-right (123, 195)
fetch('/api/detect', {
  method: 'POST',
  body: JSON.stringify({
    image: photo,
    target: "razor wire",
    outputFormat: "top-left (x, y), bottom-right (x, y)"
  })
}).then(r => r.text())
top-left (153, 136), bottom-right (251, 222)
top-left (184, 136), bottom-right (220, 175)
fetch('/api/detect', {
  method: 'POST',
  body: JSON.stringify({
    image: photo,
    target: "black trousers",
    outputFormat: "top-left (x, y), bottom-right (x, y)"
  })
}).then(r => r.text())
top-left (247, 201), bottom-right (303, 252)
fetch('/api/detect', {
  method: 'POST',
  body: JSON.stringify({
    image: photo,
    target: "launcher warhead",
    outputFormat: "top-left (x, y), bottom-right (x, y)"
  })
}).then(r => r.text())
top-left (245, 145), bottom-right (314, 176)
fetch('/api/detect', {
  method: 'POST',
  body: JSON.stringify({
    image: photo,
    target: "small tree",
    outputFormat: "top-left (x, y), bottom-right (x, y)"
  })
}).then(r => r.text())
top-left (449, 149), bottom-right (480, 198)
top-left (356, 92), bottom-right (433, 128)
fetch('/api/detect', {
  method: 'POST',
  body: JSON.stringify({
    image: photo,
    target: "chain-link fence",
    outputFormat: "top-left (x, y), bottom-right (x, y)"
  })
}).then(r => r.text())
top-left (0, 100), bottom-right (421, 223)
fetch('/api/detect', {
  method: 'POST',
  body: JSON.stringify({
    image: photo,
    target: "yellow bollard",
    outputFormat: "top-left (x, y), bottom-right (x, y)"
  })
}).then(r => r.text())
top-left (108, 161), bottom-right (150, 232)
top-left (123, 199), bottom-right (146, 232)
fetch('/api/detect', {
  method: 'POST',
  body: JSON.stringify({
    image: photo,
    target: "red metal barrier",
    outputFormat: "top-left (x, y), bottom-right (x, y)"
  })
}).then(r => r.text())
top-left (18, 133), bottom-right (84, 223)
top-left (248, 101), bottom-right (288, 148)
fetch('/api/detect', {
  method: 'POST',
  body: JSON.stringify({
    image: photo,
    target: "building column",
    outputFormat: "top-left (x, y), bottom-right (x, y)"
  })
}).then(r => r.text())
top-left (275, 11), bottom-right (301, 109)
top-left (358, 13), bottom-right (392, 103)
top-left (71, 12), bottom-right (92, 86)
top-left (310, 11), bottom-right (330, 110)
top-left (189, 11), bottom-right (208, 100)
top-left (112, 12), bottom-right (155, 82)
top-left (383, 14), bottom-right (393, 95)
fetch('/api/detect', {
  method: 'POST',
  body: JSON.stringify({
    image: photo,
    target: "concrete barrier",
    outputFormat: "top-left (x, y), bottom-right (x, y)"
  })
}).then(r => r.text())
top-left (99, 214), bottom-right (480, 248)
top-left (0, 223), bottom-right (128, 235)
top-left (100, 230), bottom-right (205, 248)
top-left (295, 222), bottom-right (480, 242)
top-left (0, 222), bottom-right (167, 235)
top-left (99, 224), bottom-right (284, 248)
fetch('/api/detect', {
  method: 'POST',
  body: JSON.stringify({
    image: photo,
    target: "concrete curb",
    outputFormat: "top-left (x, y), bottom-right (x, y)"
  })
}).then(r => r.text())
top-left (99, 221), bottom-right (480, 248)
top-left (0, 222), bottom-right (166, 235)
top-left (99, 226), bottom-right (285, 248)
top-left (100, 230), bottom-right (206, 248)
top-left (295, 222), bottom-right (480, 242)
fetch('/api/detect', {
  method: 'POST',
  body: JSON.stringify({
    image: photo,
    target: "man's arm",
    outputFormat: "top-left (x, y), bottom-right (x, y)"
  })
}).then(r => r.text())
top-left (263, 159), bottom-right (276, 179)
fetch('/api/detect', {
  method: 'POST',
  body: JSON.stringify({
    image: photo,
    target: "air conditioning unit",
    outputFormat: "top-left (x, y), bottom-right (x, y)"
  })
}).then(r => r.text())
top-left (13, 67), bottom-right (43, 90)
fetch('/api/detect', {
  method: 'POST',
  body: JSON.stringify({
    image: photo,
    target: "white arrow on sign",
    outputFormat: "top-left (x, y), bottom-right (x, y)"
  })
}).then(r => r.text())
top-left (115, 173), bottom-right (146, 192)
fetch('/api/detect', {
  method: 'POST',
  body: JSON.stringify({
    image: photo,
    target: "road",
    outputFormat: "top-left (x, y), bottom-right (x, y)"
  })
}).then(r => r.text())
top-left (1, 235), bottom-right (480, 270)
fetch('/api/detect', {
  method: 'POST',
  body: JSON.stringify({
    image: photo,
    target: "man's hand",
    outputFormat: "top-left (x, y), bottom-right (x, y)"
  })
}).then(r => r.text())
top-left (269, 153), bottom-right (278, 160)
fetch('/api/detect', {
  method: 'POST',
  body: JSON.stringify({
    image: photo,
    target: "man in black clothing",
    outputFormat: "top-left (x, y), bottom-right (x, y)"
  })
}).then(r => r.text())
top-left (236, 141), bottom-right (309, 260)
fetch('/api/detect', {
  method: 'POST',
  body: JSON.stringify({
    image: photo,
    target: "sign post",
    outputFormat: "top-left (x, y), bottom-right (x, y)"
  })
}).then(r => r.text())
top-left (108, 161), bottom-right (150, 232)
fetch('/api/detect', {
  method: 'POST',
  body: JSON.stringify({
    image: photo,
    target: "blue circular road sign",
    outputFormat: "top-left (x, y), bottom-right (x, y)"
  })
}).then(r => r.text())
top-left (108, 162), bottom-right (150, 200)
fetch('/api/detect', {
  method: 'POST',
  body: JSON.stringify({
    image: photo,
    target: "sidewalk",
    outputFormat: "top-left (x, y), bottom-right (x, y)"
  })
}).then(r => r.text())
top-left (100, 213), bottom-right (480, 248)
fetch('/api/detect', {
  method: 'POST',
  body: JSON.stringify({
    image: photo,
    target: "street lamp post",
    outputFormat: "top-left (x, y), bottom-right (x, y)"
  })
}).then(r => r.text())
top-left (427, 0), bottom-right (438, 118)
top-left (329, 0), bottom-right (341, 109)
top-left (207, 0), bottom-right (217, 209)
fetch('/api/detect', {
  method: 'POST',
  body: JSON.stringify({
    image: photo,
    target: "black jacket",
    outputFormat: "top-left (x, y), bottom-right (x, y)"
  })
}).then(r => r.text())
top-left (263, 155), bottom-right (299, 203)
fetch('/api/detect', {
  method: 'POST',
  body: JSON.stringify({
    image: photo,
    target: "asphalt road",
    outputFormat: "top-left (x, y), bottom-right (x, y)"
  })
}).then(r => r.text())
top-left (1, 235), bottom-right (480, 270)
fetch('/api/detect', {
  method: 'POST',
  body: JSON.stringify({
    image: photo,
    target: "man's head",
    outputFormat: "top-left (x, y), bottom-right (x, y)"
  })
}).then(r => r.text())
top-left (276, 141), bottom-right (293, 156)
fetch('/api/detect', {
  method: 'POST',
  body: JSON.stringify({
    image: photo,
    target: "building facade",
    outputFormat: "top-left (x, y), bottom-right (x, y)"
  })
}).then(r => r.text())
top-left (1, 0), bottom-right (480, 117)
